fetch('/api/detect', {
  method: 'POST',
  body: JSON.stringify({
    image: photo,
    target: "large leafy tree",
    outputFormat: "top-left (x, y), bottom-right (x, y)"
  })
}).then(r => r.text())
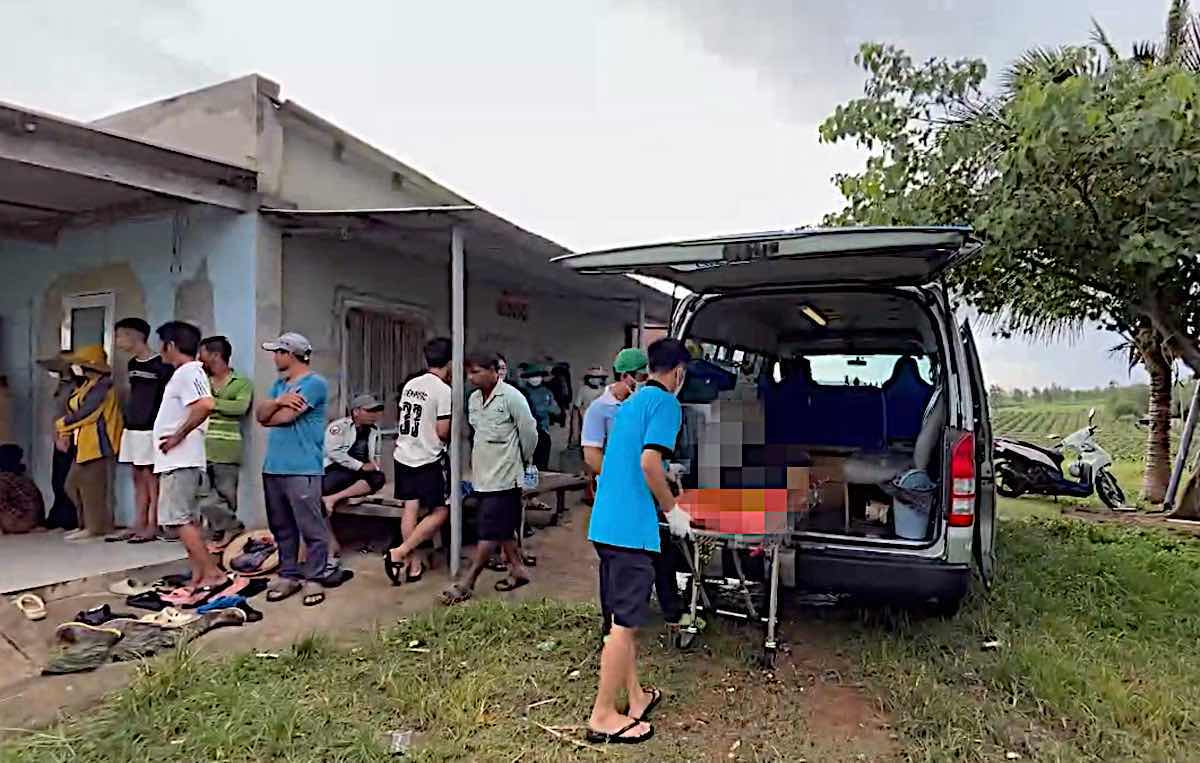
top-left (820, 34), bottom-right (1200, 504)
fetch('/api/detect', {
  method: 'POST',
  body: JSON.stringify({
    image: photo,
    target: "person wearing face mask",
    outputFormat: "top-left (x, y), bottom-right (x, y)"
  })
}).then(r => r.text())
top-left (55, 345), bottom-right (124, 541)
top-left (520, 364), bottom-right (560, 470)
top-left (584, 338), bottom-right (692, 745)
top-left (572, 366), bottom-right (608, 440)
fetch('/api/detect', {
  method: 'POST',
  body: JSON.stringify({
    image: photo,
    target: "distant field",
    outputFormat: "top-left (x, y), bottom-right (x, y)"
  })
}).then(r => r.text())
top-left (991, 401), bottom-right (1147, 462)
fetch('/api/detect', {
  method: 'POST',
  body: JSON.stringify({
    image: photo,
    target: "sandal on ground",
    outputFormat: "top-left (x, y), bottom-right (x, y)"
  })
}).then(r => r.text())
top-left (632, 687), bottom-right (663, 721)
top-left (108, 578), bottom-right (155, 596)
top-left (126, 533), bottom-right (158, 544)
top-left (383, 549), bottom-right (407, 586)
top-left (584, 720), bottom-right (654, 745)
top-left (179, 579), bottom-right (234, 609)
top-left (319, 568), bottom-right (355, 588)
top-left (301, 582), bottom-right (325, 607)
top-left (494, 577), bottom-right (531, 593)
top-left (266, 578), bottom-right (302, 602)
top-left (12, 593), bottom-right (46, 621)
top-left (406, 565), bottom-right (424, 583)
top-left (104, 530), bottom-right (136, 543)
top-left (484, 557), bottom-right (507, 573)
top-left (439, 582), bottom-right (473, 606)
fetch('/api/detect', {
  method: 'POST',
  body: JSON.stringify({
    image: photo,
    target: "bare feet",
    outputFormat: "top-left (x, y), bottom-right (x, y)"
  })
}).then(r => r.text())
top-left (321, 496), bottom-right (337, 515)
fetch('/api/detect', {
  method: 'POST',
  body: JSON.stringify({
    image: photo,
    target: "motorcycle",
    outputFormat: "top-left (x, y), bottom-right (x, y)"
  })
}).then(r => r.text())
top-left (993, 407), bottom-right (1127, 509)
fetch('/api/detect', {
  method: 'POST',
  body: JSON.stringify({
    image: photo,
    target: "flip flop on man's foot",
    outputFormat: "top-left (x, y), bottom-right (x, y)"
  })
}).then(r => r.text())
top-left (584, 719), bottom-right (654, 745)
top-left (383, 548), bottom-right (407, 586)
top-left (630, 687), bottom-right (663, 722)
top-left (494, 576), bottom-right (531, 593)
top-left (104, 530), bottom-right (137, 543)
top-left (439, 582), bottom-right (473, 606)
top-left (266, 578), bottom-right (302, 602)
top-left (301, 582), bottom-right (325, 607)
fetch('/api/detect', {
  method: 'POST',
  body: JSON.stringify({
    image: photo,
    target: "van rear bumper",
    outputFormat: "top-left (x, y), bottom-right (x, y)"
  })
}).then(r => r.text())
top-left (794, 552), bottom-right (970, 603)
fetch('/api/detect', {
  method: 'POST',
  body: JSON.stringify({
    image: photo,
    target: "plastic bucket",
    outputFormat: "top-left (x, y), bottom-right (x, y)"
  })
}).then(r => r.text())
top-left (892, 499), bottom-right (929, 539)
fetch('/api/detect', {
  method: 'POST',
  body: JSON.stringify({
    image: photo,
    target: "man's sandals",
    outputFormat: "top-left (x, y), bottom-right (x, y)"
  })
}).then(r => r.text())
top-left (584, 719), bottom-right (654, 745)
top-left (383, 549), bottom-right (423, 585)
top-left (494, 576), bottom-right (530, 592)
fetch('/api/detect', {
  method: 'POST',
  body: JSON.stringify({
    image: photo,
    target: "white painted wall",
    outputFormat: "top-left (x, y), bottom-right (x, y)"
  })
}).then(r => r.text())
top-left (281, 236), bottom-right (632, 469)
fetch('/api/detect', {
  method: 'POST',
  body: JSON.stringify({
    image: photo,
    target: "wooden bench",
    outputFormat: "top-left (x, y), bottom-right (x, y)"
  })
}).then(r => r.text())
top-left (335, 470), bottom-right (589, 524)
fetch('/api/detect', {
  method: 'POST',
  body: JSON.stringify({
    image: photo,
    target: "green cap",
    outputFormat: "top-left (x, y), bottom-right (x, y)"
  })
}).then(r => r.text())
top-left (613, 348), bottom-right (649, 375)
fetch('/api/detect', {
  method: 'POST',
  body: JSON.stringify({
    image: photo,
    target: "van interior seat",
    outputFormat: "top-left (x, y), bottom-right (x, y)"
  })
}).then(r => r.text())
top-left (881, 356), bottom-right (934, 443)
top-left (763, 358), bottom-right (886, 451)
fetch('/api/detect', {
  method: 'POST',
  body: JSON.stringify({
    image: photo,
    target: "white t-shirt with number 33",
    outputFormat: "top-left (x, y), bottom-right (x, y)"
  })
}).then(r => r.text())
top-left (392, 372), bottom-right (452, 468)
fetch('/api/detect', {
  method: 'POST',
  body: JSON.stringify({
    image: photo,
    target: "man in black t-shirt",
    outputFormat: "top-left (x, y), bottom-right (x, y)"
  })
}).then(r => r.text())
top-left (114, 317), bottom-right (174, 542)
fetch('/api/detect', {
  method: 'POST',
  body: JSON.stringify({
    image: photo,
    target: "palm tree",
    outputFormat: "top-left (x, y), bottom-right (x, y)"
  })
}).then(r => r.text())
top-left (997, 0), bottom-right (1199, 505)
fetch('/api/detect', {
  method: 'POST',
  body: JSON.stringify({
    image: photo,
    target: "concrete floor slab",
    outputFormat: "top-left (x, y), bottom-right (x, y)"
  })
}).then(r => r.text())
top-left (0, 531), bottom-right (186, 594)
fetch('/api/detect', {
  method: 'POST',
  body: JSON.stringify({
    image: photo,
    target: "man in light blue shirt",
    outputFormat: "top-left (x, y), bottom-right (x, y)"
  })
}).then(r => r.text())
top-left (255, 332), bottom-right (334, 607)
top-left (585, 338), bottom-right (691, 746)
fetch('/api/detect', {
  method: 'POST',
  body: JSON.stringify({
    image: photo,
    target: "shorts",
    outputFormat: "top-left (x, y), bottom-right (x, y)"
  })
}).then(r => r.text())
top-left (118, 430), bottom-right (156, 466)
top-left (322, 464), bottom-right (386, 496)
top-left (393, 458), bottom-right (448, 509)
top-left (157, 467), bottom-right (203, 526)
top-left (475, 487), bottom-right (523, 541)
top-left (596, 542), bottom-right (655, 629)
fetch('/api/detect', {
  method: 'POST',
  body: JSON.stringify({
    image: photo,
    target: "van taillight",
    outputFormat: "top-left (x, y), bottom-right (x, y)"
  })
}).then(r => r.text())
top-left (948, 433), bottom-right (976, 527)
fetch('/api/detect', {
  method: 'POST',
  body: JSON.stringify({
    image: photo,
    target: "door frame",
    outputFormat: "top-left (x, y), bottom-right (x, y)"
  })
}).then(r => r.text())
top-left (60, 290), bottom-right (116, 358)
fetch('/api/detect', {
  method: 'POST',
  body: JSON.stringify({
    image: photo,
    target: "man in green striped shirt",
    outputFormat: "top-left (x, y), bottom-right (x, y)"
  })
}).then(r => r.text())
top-left (198, 336), bottom-right (253, 549)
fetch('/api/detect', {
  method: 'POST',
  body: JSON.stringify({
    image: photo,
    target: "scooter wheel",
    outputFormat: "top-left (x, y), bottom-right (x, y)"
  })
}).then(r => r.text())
top-left (1097, 471), bottom-right (1126, 509)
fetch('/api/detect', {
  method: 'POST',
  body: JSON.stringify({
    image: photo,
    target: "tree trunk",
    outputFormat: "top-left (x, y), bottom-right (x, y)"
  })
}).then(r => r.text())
top-left (1137, 328), bottom-right (1173, 505)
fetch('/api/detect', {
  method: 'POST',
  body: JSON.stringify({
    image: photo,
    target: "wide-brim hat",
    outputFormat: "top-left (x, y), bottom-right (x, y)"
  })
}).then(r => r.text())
top-left (222, 529), bottom-right (283, 577)
top-left (61, 344), bottom-right (111, 374)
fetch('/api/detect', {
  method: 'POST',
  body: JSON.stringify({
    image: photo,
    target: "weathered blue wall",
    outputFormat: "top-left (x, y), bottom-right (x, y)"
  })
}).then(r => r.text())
top-left (0, 206), bottom-right (259, 527)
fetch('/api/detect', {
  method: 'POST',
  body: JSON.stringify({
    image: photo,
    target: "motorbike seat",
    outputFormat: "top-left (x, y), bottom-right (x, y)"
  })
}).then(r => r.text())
top-left (1002, 438), bottom-right (1065, 465)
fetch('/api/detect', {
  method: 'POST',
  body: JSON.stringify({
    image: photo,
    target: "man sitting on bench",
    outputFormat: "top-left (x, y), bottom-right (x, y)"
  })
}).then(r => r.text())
top-left (321, 394), bottom-right (386, 514)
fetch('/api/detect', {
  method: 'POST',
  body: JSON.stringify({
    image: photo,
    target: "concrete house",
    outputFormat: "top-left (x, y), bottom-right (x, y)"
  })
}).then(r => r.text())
top-left (0, 75), bottom-right (666, 589)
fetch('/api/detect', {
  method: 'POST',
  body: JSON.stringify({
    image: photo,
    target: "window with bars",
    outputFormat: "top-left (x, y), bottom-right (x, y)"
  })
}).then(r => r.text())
top-left (344, 307), bottom-right (426, 425)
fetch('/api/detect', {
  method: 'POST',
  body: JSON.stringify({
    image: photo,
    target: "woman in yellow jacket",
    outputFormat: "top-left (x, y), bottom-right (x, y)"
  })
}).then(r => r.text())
top-left (56, 345), bottom-right (123, 540)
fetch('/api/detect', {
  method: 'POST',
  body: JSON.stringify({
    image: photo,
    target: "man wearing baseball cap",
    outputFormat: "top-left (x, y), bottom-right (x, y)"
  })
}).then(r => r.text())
top-left (321, 393), bottom-right (386, 513)
top-left (255, 332), bottom-right (334, 606)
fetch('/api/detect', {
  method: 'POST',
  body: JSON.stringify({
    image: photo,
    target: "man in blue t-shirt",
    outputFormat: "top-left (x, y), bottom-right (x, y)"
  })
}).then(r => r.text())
top-left (585, 338), bottom-right (693, 746)
top-left (255, 332), bottom-right (334, 606)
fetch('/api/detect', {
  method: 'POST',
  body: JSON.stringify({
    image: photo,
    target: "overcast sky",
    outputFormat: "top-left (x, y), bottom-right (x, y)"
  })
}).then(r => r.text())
top-left (1, 0), bottom-right (1170, 388)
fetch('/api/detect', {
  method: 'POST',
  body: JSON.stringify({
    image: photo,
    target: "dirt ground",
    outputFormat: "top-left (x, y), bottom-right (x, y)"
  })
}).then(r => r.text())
top-left (1, 499), bottom-right (898, 761)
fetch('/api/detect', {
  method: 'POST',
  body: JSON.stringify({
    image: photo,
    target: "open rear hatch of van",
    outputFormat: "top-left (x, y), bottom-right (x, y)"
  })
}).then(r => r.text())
top-left (552, 227), bottom-right (982, 292)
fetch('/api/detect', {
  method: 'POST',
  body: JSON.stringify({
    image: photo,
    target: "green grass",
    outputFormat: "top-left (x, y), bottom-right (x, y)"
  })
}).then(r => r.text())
top-left (5, 518), bottom-right (1200, 762)
top-left (852, 517), bottom-right (1200, 762)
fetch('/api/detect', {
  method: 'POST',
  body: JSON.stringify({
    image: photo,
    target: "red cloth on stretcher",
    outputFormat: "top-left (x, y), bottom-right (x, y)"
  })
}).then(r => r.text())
top-left (677, 488), bottom-right (790, 535)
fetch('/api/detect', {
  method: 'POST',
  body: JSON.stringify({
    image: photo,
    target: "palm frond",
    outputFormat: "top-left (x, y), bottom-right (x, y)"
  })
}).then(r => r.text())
top-left (1164, 0), bottom-right (1192, 62)
top-left (1132, 39), bottom-right (1162, 64)
top-left (1182, 14), bottom-right (1200, 72)
top-left (1001, 46), bottom-right (1085, 92)
top-left (1090, 17), bottom-right (1121, 61)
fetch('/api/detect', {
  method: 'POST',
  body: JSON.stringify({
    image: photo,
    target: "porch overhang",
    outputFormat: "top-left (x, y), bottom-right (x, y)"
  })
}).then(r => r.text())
top-left (260, 205), bottom-right (671, 576)
top-left (0, 101), bottom-right (258, 242)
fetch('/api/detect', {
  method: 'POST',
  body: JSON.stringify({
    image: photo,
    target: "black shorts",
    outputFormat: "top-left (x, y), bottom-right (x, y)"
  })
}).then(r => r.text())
top-left (475, 488), bottom-right (523, 541)
top-left (595, 542), bottom-right (655, 629)
top-left (394, 458), bottom-right (448, 509)
top-left (322, 464), bottom-right (386, 496)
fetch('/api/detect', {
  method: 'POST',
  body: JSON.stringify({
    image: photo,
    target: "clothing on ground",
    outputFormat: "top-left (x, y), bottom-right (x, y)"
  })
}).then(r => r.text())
top-left (56, 375), bottom-right (123, 464)
top-left (0, 471), bottom-right (44, 534)
top-left (157, 467), bottom-right (202, 527)
top-left (152, 361), bottom-right (211, 474)
top-left (43, 610), bottom-right (244, 675)
top-left (322, 463), bottom-right (386, 496)
top-left (198, 462), bottom-right (241, 534)
top-left (394, 371), bottom-right (452, 468)
top-left (64, 457), bottom-right (113, 535)
top-left (263, 474), bottom-right (330, 581)
top-left (206, 370), bottom-right (253, 464)
top-left (324, 415), bottom-right (379, 471)
top-left (265, 373), bottom-right (328, 476)
top-left (467, 380), bottom-right (539, 493)
top-left (124, 355), bottom-right (173, 431)
top-left (587, 381), bottom-right (682, 553)
top-left (580, 386), bottom-right (622, 449)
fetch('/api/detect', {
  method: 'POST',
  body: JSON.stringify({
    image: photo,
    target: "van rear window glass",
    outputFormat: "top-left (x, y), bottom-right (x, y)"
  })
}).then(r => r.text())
top-left (773, 354), bottom-right (932, 387)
